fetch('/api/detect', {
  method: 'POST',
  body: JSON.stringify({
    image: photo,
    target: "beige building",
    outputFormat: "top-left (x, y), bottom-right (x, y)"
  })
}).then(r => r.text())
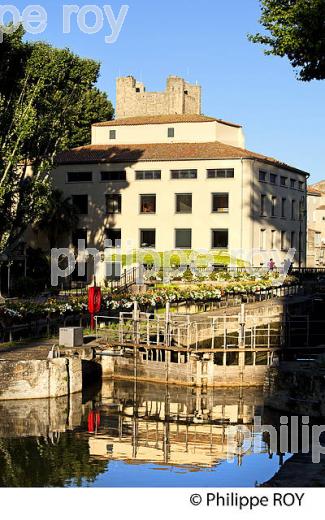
top-left (50, 76), bottom-right (308, 284)
top-left (307, 183), bottom-right (325, 267)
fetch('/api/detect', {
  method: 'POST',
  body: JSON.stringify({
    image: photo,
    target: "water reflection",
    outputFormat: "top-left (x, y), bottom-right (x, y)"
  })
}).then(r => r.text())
top-left (89, 381), bottom-right (266, 468)
top-left (0, 381), bottom-right (287, 487)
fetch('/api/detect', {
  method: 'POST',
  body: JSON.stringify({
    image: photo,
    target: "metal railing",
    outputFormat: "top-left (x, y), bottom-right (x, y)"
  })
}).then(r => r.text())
top-left (110, 267), bottom-right (138, 292)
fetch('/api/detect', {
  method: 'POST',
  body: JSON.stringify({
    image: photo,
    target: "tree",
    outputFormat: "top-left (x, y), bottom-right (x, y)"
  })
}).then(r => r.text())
top-left (35, 189), bottom-right (79, 250)
top-left (0, 28), bottom-right (114, 254)
top-left (249, 0), bottom-right (325, 81)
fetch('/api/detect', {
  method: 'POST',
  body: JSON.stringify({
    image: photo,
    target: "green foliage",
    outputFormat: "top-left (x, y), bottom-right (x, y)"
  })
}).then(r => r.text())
top-left (249, 0), bottom-right (325, 81)
top-left (0, 29), bottom-right (113, 254)
top-left (0, 434), bottom-right (107, 487)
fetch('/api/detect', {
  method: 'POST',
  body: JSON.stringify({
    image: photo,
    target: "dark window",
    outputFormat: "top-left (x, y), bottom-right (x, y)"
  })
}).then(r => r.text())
top-left (291, 200), bottom-right (296, 220)
top-left (281, 230), bottom-right (286, 250)
top-left (106, 194), bottom-right (121, 214)
top-left (101, 171), bottom-right (126, 181)
top-left (280, 176), bottom-right (287, 187)
top-left (176, 193), bottom-right (192, 213)
top-left (299, 181), bottom-right (305, 190)
top-left (260, 194), bottom-right (267, 216)
top-left (109, 129), bottom-right (116, 139)
top-left (136, 170), bottom-right (161, 180)
top-left (291, 231), bottom-right (296, 249)
top-left (72, 195), bottom-right (88, 215)
top-left (168, 127), bottom-right (175, 138)
top-left (175, 229), bottom-right (192, 249)
top-left (271, 196), bottom-right (277, 217)
top-left (105, 228), bottom-right (121, 247)
top-left (207, 169), bottom-right (234, 179)
top-left (67, 171), bottom-right (92, 183)
top-left (212, 193), bottom-right (229, 213)
top-left (171, 169), bottom-right (197, 179)
top-left (140, 194), bottom-right (156, 213)
top-left (270, 173), bottom-right (277, 184)
top-left (72, 228), bottom-right (87, 248)
top-left (140, 229), bottom-right (156, 248)
top-left (212, 229), bottom-right (229, 248)
top-left (259, 170), bottom-right (267, 182)
top-left (281, 197), bottom-right (286, 218)
top-left (290, 179), bottom-right (296, 189)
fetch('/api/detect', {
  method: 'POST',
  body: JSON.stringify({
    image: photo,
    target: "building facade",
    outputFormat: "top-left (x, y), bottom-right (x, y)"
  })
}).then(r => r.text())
top-left (49, 77), bottom-right (308, 284)
top-left (307, 183), bottom-right (325, 267)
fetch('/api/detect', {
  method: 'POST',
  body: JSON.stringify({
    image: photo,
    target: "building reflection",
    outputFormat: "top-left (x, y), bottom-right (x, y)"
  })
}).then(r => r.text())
top-left (87, 381), bottom-right (267, 468)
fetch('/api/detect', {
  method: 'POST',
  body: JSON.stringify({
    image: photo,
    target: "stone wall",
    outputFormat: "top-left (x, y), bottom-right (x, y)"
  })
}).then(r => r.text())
top-left (101, 351), bottom-right (268, 387)
top-left (0, 357), bottom-right (82, 400)
top-left (116, 76), bottom-right (201, 119)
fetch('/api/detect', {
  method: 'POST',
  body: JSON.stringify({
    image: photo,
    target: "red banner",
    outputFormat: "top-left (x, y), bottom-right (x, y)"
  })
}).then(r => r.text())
top-left (88, 286), bottom-right (102, 314)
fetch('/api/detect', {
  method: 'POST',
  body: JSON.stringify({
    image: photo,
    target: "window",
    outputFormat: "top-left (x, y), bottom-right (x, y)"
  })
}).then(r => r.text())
top-left (140, 194), bottom-right (156, 213)
top-left (212, 193), bottom-right (229, 213)
top-left (290, 179), bottom-right (296, 189)
top-left (140, 229), bottom-right (156, 248)
top-left (72, 195), bottom-right (88, 215)
top-left (72, 228), bottom-right (87, 248)
top-left (109, 129), bottom-right (116, 140)
top-left (105, 228), bottom-right (121, 247)
top-left (260, 229), bottom-right (266, 250)
top-left (281, 197), bottom-right (287, 218)
top-left (176, 193), bottom-right (192, 213)
top-left (299, 181), bottom-right (305, 190)
top-left (270, 173), bottom-right (277, 185)
top-left (207, 169), bottom-right (234, 179)
top-left (259, 170), bottom-right (267, 182)
top-left (281, 230), bottom-right (286, 251)
top-left (315, 232), bottom-right (321, 247)
top-left (101, 171), bottom-right (126, 181)
top-left (291, 200), bottom-right (296, 220)
top-left (271, 196), bottom-right (277, 217)
top-left (260, 194), bottom-right (267, 216)
top-left (280, 176), bottom-right (287, 187)
top-left (106, 194), bottom-right (121, 214)
top-left (212, 229), bottom-right (229, 249)
top-left (175, 229), bottom-right (192, 248)
top-left (67, 171), bottom-right (92, 183)
top-left (271, 230), bottom-right (276, 250)
top-left (136, 170), bottom-right (161, 180)
top-left (290, 231), bottom-right (296, 249)
top-left (168, 127), bottom-right (175, 138)
top-left (171, 169), bottom-right (197, 179)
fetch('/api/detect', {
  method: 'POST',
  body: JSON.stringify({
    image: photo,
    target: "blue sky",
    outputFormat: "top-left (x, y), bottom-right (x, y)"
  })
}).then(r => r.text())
top-left (11, 0), bottom-right (325, 182)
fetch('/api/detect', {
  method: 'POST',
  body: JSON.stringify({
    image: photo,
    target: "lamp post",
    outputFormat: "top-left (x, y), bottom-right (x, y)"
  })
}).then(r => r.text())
top-left (298, 196), bottom-right (307, 270)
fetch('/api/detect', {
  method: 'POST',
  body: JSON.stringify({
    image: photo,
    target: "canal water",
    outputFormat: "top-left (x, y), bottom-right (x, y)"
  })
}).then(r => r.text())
top-left (0, 380), bottom-right (290, 487)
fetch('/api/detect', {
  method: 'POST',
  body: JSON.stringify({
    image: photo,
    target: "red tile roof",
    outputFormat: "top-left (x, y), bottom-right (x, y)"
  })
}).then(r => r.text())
top-left (55, 141), bottom-right (309, 176)
top-left (308, 186), bottom-right (322, 195)
top-left (92, 114), bottom-right (242, 128)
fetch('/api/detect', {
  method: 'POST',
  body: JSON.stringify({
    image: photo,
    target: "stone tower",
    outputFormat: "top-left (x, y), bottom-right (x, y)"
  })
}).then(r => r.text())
top-left (116, 75), bottom-right (202, 119)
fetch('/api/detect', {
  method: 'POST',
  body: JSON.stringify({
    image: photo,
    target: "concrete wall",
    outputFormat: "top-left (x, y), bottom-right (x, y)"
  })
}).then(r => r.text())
top-left (91, 120), bottom-right (245, 148)
top-left (101, 352), bottom-right (268, 388)
top-left (116, 76), bottom-right (201, 119)
top-left (0, 357), bottom-right (82, 400)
